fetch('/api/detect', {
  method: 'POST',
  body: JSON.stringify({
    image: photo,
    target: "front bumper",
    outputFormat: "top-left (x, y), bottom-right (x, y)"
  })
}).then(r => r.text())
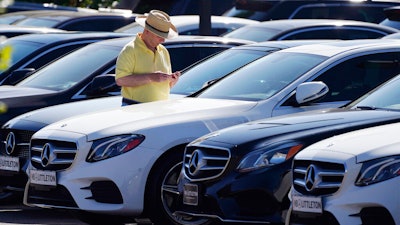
top-left (289, 167), bottom-right (399, 225)
top-left (23, 132), bottom-right (162, 216)
top-left (176, 161), bottom-right (293, 224)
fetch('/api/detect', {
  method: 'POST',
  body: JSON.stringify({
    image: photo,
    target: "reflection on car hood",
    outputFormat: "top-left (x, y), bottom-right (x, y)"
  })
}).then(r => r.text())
top-left (6, 94), bottom-right (187, 129)
top-left (297, 122), bottom-right (400, 163)
top-left (6, 96), bottom-right (123, 128)
top-left (202, 109), bottom-right (400, 145)
top-left (0, 86), bottom-right (54, 99)
top-left (42, 98), bottom-right (256, 140)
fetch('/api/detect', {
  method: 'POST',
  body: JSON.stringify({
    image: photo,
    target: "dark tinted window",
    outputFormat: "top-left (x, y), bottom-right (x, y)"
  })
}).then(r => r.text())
top-left (26, 44), bottom-right (87, 69)
top-left (314, 52), bottom-right (400, 102)
top-left (168, 46), bottom-right (228, 71)
top-left (59, 18), bottom-right (135, 31)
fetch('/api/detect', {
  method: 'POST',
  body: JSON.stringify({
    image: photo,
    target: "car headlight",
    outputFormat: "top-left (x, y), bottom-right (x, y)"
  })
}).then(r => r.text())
top-left (355, 156), bottom-right (400, 186)
top-left (237, 142), bottom-right (303, 172)
top-left (87, 134), bottom-right (145, 162)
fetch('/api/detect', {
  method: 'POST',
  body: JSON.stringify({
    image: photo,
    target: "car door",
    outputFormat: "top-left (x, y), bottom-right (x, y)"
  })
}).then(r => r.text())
top-left (273, 51), bottom-right (400, 116)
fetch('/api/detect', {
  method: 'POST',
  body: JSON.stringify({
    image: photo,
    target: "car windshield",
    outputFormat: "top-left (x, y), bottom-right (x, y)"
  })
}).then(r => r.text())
top-left (114, 22), bottom-right (142, 33)
top-left (223, 26), bottom-right (281, 42)
top-left (380, 19), bottom-right (400, 30)
top-left (349, 75), bottom-right (400, 111)
top-left (13, 17), bottom-right (63, 27)
top-left (16, 43), bottom-right (121, 90)
top-left (0, 15), bottom-right (26, 24)
top-left (196, 51), bottom-right (326, 101)
top-left (171, 48), bottom-right (269, 95)
top-left (0, 39), bottom-right (44, 72)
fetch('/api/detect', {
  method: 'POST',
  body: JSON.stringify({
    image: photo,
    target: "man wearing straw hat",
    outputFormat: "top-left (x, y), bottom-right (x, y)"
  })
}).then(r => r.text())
top-left (116, 10), bottom-right (181, 106)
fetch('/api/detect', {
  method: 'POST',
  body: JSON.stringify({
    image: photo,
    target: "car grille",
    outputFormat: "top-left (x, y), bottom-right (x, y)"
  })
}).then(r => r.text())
top-left (183, 145), bottom-right (230, 181)
top-left (0, 128), bottom-right (34, 159)
top-left (292, 160), bottom-right (345, 196)
top-left (30, 139), bottom-right (77, 171)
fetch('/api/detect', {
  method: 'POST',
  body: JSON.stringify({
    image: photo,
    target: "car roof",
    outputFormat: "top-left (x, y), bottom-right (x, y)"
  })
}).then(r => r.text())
top-left (115, 15), bottom-right (259, 34)
top-left (279, 38), bottom-right (400, 56)
top-left (244, 19), bottom-right (400, 32)
top-left (92, 35), bottom-right (255, 48)
top-left (0, 24), bottom-right (66, 33)
top-left (6, 31), bottom-right (133, 44)
top-left (233, 39), bottom-right (339, 50)
top-left (10, 10), bottom-right (139, 21)
top-left (168, 15), bottom-right (259, 26)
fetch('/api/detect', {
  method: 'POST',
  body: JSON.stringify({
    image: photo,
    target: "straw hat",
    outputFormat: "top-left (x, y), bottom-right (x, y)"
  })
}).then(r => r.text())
top-left (135, 10), bottom-right (178, 39)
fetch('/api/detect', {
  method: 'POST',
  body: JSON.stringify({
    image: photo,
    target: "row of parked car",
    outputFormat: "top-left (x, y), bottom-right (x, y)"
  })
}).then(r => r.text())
top-left (1, 36), bottom-right (400, 225)
top-left (2, 2), bottom-right (400, 225)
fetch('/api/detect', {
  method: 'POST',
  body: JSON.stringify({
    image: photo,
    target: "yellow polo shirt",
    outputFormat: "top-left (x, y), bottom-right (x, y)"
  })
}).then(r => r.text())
top-left (116, 33), bottom-right (172, 103)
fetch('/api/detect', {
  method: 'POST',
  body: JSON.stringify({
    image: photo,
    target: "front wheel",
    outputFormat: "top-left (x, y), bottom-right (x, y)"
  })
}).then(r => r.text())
top-left (144, 150), bottom-right (212, 225)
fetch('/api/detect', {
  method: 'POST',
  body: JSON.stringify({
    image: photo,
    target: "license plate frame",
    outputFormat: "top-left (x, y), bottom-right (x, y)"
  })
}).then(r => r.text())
top-left (30, 169), bottom-right (57, 186)
top-left (0, 156), bottom-right (20, 172)
top-left (183, 183), bottom-right (198, 206)
top-left (292, 194), bottom-right (323, 214)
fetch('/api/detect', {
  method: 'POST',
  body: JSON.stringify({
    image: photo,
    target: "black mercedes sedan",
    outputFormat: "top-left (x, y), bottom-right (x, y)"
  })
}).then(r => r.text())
top-left (0, 31), bottom-right (132, 85)
top-left (174, 72), bottom-right (400, 225)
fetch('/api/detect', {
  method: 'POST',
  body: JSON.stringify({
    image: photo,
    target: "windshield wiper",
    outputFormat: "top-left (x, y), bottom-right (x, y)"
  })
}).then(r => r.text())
top-left (355, 106), bottom-right (377, 110)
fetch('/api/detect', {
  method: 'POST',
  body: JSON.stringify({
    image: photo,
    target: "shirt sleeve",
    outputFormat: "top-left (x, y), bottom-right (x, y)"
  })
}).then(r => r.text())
top-left (115, 44), bottom-right (136, 79)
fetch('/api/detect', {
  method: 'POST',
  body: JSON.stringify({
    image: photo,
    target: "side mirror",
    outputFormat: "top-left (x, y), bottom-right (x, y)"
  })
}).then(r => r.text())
top-left (86, 74), bottom-right (120, 96)
top-left (295, 81), bottom-right (329, 105)
top-left (8, 68), bottom-right (35, 85)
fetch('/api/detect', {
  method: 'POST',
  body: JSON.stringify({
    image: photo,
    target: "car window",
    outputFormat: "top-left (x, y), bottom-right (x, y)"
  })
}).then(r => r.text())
top-left (313, 52), bottom-right (400, 102)
top-left (0, 15), bottom-right (26, 24)
top-left (292, 6), bottom-right (390, 23)
top-left (350, 75), bottom-right (400, 110)
top-left (114, 22), bottom-right (142, 33)
top-left (180, 28), bottom-right (232, 36)
top-left (223, 26), bottom-right (281, 42)
top-left (168, 46), bottom-right (229, 72)
top-left (197, 51), bottom-right (327, 101)
top-left (0, 39), bottom-right (43, 71)
top-left (380, 19), bottom-right (400, 30)
top-left (281, 28), bottom-right (389, 40)
top-left (14, 17), bottom-right (61, 27)
top-left (171, 48), bottom-right (267, 95)
top-left (25, 44), bottom-right (87, 69)
top-left (60, 18), bottom-right (134, 31)
top-left (16, 43), bottom-right (122, 90)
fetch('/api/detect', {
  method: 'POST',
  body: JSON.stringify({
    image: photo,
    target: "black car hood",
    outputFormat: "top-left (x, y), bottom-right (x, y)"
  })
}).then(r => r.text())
top-left (201, 108), bottom-right (400, 145)
top-left (0, 85), bottom-right (55, 99)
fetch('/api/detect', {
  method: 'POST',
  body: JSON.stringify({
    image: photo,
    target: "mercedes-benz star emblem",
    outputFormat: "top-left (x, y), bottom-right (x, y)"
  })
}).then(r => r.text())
top-left (188, 150), bottom-right (205, 176)
top-left (41, 143), bottom-right (53, 167)
top-left (5, 132), bottom-right (16, 155)
top-left (305, 164), bottom-right (319, 192)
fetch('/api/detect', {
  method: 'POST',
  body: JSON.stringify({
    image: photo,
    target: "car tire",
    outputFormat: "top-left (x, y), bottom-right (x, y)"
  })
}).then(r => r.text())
top-left (144, 149), bottom-right (213, 225)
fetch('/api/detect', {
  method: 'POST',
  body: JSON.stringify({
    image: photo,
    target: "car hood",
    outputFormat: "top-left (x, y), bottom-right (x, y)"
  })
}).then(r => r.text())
top-left (7, 94), bottom-right (185, 129)
top-left (0, 85), bottom-right (54, 99)
top-left (198, 108), bottom-right (400, 145)
top-left (5, 96), bottom-right (123, 129)
top-left (298, 122), bottom-right (400, 163)
top-left (42, 98), bottom-right (257, 141)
